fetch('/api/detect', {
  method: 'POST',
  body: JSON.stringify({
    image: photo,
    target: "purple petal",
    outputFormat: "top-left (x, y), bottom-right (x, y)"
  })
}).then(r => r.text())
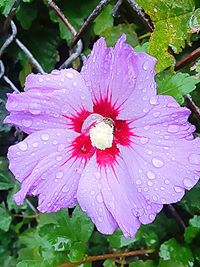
top-left (77, 155), bottom-right (117, 235)
top-left (81, 35), bottom-right (138, 108)
top-left (8, 128), bottom-right (78, 183)
top-left (100, 157), bottom-right (162, 237)
top-left (121, 96), bottom-right (200, 205)
top-left (5, 69), bottom-right (93, 134)
top-left (118, 51), bottom-right (157, 120)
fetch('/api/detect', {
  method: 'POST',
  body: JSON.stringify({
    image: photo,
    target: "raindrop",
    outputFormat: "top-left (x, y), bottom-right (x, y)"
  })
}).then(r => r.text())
top-left (168, 125), bottom-right (179, 133)
top-left (164, 179), bottom-right (170, 185)
top-left (143, 61), bottom-right (150, 70)
top-left (66, 72), bottom-right (74, 79)
top-left (98, 216), bottom-right (104, 222)
top-left (22, 119), bottom-right (32, 127)
top-left (183, 178), bottom-right (193, 188)
top-left (29, 103), bottom-right (41, 115)
top-left (153, 112), bottom-right (160, 118)
top-left (149, 214), bottom-right (155, 220)
top-left (149, 96), bottom-right (158, 105)
top-left (51, 70), bottom-right (60, 75)
top-left (174, 186), bottom-right (183, 193)
top-left (56, 171), bottom-right (64, 179)
top-left (38, 77), bottom-right (43, 82)
top-left (136, 179), bottom-right (142, 185)
top-left (32, 142), bottom-right (38, 148)
top-left (147, 170), bottom-right (156, 179)
top-left (18, 142), bottom-right (28, 151)
top-left (96, 193), bottom-right (103, 203)
top-left (56, 156), bottom-right (62, 162)
top-left (62, 185), bottom-right (69, 192)
top-left (188, 153), bottom-right (200, 165)
top-left (140, 137), bottom-right (149, 144)
top-left (152, 158), bottom-right (164, 168)
top-left (41, 133), bottom-right (50, 141)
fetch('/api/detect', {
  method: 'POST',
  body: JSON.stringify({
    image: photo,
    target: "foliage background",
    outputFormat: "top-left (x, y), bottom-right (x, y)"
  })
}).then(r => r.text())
top-left (0, 0), bottom-right (200, 266)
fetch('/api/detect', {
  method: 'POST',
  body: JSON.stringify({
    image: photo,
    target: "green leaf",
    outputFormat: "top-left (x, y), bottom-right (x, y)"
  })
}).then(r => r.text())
top-left (156, 71), bottom-right (199, 104)
top-left (159, 260), bottom-right (184, 267)
top-left (103, 259), bottom-right (117, 267)
top-left (16, 2), bottom-right (37, 30)
top-left (184, 215), bottom-right (200, 244)
top-left (94, 4), bottom-right (113, 35)
top-left (136, 0), bottom-right (196, 72)
top-left (70, 206), bottom-right (94, 242)
top-left (0, 157), bottom-right (14, 190)
top-left (106, 229), bottom-right (137, 249)
top-left (130, 260), bottom-right (156, 267)
top-left (189, 8), bottom-right (200, 33)
top-left (0, 204), bottom-right (12, 232)
top-left (100, 24), bottom-right (139, 47)
top-left (159, 238), bottom-right (194, 267)
top-left (0, 0), bottom-right (15, 15)
top-left (179, 181), bottom-right (200, 214)
top-left (68, 242), bottom-right (86, 262)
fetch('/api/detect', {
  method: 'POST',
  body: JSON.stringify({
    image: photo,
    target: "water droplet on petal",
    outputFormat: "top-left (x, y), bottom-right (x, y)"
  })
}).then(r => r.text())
top-left (149, 96), bottom-right (158, 105)
top-left (95, 172), bottom-right (101, 179)
top-left (143, 61), bottom-right (151, 70)
top-left (149, 214), bottom-right (155, 220)
top-left (66, 72), bottom-right (74, 79)
top-left (96, 193), bottom-right (103, 203)
top-left (18, 141), bottom-right (28, 151)
top-left (174, 186), bottom-right (184, 193)
top-left (22, 119), bottom-right (33, 127)
top-left (29, 103), bottom-right (41, 115)
top-left (183, 178), bottom-right (193, 188)
top-left (168, 125), bottom-right (179, 133)
top-left (152, 158), bottom-right (164, 168)
top-left (136, 179), bottom-right (142, 185)
top-left (140, 137), bottom-right (149, 144)
top-left (56, 156), bottom-right (62, 162)
top-left (41, 133), bottom-right (49, 141)
top-left (147, 170), bottom-right (156, 180)
top-left (38, 77), bottom-right (43, 82)
top-left (164, 179), bottom-right (170, 185)
top-left (56, 171), bottom-right (64, 179)
top-left (188, 153), bottom-right (200, 165)
top-left (98, 216), bottom-right (104, 222)
top-left (32, 142), bottom-right (38, 148)
top-left (62, 185), bottom-right (69, 192)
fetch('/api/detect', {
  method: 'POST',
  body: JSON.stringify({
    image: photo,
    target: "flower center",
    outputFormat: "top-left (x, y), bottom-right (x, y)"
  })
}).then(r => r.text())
top-left (89, 118), bottom-right (114, 150)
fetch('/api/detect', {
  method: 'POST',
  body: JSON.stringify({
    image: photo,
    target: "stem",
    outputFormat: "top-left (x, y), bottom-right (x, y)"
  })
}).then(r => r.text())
top-left (126, 0), bottom-right (154, 33)
top-left (138, 32), bottom-right (151, 40)
top-left (175, 47), bottom-right (200, 71)
top-left (166, 204), bottom-right (185, 231)
top-left (185, 94), bottom-right (200, 122)
top-left (70, 0), bottom-right (111, 48)
top-left (2, 0), bottom-right (21, 33)
top-left (57, 249), bottom-right (155, 267)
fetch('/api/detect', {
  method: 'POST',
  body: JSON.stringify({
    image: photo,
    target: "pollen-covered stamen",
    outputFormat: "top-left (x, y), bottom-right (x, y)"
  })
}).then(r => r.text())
top-left (89, 118), bottom-right (114, 150)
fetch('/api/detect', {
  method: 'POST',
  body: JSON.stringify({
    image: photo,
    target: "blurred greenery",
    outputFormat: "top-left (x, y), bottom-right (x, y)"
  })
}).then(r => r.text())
top-left (0, 0), bottom-right (200, 266)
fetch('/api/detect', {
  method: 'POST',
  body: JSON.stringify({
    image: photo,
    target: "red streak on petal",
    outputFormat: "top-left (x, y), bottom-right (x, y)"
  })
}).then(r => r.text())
top-left (114, 120), bottom-right (134, 146)
top-left (64, 109), bottom-right (91, 133)
top-left (70, 134), bottom-right (95, 164)
top-left (96, 143), bottom-right (119, 168)
top-left (93, 96), bottom-right (119, 120)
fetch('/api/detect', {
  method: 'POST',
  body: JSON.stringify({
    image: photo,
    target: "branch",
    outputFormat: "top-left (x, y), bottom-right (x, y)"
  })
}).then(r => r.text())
top-left (57, 249), bottom-right (155, 267)
top-left (126, 0), bottom-right (154, 32)
top-left (70, 0), bottom-right (111, 48)
top-left (185, 94), bottom-right (200, 122)
top-left (175, 47), bottom-right (200, 71)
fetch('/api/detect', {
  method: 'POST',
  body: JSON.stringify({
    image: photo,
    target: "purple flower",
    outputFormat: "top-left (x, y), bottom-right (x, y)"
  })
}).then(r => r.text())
top-left (4, 35), bottom-right (200, 237)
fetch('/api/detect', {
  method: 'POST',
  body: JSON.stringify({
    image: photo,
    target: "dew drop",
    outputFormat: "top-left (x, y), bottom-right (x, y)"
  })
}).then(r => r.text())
top-left (164, 179), bottom-right (170, 185)
top-left (18, 142), bottom-right (28, 151)
top-left (96, 193), bottom-right (103, 203)
top-left (168, 125), bottom-right (179, 133)
top-left (22, 119), bottom-right (33, 127)
top-left (56, 171), bottom-right (64, 179)
top-left (136, 179), bottom-right (142, 185)
top-left (32, 142), bottom-right (38, 148)
top-left (149, 96), bottom-right (158, 105)
top-left (95, 172), bottom-right (101, 179)
top-left (147, 170), bottom-right (156, 180)
top-left (66, 72), bottom-right (74, 79)
top-left (38, 77), bottom-right (43, 82)
top-left (153, 112), bottom-right (160, 118)
top-left (56, 156), bottom-right (62, 162)
top-left (149, 214), bottom-right (155, 220)
top-left (98, 216), bottom-right (104, 223)
top-left (140, 137), bottom-right (149, 144)
top-left (29, 103), bottom-right (41, 115)
top-left (152, 158), bottom-right (164, 168)
top-left (174, 186), bottom-right (183, 193)
top-left (41, 133), bottom-right (50, 141)
top-left (188, 153), bottom-right (200, 165)
top-left (62, 185), bottom-right (69, 192)
top-left (143, 61), bottom-right (151, 70)
top-left (183, 178), bottom-right (193, 188)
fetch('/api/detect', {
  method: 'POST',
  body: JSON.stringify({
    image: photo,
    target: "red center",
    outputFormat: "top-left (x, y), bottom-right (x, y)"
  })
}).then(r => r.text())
top-left (67, 96), bottom-right (133, 168)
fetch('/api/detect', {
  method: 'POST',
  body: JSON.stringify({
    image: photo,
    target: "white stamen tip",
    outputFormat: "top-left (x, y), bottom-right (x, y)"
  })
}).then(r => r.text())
top-left (89, 120), bottom-right (114, 150)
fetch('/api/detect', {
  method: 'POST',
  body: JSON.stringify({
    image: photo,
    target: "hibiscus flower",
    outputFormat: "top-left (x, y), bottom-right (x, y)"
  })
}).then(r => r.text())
top-left (5, 35), bottom-right (200, 237)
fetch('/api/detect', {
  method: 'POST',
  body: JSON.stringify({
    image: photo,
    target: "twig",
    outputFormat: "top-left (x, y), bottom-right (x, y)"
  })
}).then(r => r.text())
top-left (57, 249), bottom-right (155, 267)
top-left (15, 38), bottom-right (45, 73)
top-left (2, 0), bottom-right (21, 33)
top-left (166, 204), bottom-right (185, 231)
top-left (47, 0), bottom-right (83, 69)
top-left (175, 47), bottom-right (200, 71)
top-left (0, 21), bottom-right (17, 58)
top-left (126, 0), bottom-right (154, 33)
top-left (112, 0), bottom-right (123, 17)
top-left (70, 0), bottom-right (111, 48)
top-left (185, 94), bottom-right (200, 121)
